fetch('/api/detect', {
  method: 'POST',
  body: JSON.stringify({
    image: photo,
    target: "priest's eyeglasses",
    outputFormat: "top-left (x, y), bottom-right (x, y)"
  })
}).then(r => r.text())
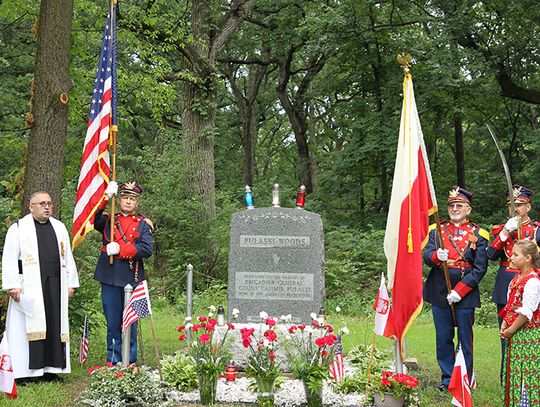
top-left (31, 201), bottom-right (53, 208)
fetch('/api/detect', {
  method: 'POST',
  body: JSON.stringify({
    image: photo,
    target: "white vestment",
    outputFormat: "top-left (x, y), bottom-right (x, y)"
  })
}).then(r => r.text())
top-left (2, 214), bottom-right (79, 379)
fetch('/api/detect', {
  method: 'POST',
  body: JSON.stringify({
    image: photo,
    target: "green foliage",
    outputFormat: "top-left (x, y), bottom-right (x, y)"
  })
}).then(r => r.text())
top-left (78, 364), bottom-right (170, 407)
top-left (161, 352), bottom-right (198, 392)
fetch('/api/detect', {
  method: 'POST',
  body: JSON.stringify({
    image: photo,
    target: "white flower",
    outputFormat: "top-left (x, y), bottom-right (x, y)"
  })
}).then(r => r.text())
top-left (341, 326), bottom-right (350, 335)
top-left (208, 312), bottom-right (214, 317)
top-left (310, 312), bottom-right (317, 320)
top-left (262, 339), bottom-right (270, 347)
top-left (316, 317), bottom-right (325, 326)
top-left (280, 314), bottom-right (292, 322)
top-left (185, 323), bottom-right (193, 330)
top-left (304, 326), bottom-right (313, 334)
top-left (259, 311), bottom-right (268, 320)
top-left (232, 308), bottom-right (240, 319)
top-left (185, 316), bottom-right (192, 322)
top-left (335, 306), bottom-right (341, 313)
top-left (208, 305), bottom-right (217, 312)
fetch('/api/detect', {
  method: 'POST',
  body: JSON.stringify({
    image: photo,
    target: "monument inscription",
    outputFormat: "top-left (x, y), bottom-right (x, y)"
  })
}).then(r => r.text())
top-left (227, 207), bottom-right (325, 323)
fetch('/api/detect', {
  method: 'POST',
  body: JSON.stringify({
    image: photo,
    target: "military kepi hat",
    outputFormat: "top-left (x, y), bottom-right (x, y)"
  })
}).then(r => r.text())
top-left (118, 181), bottom-right (143, 196)
top-left (447, 186), bottom-right (473, 205)
top-left (506, 185), bottom-right (534, 204)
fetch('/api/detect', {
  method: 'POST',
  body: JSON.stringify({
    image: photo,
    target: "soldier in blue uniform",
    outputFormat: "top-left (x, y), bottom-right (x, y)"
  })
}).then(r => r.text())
top-left (93, 181), bottom-right (153, 364)
top-left (423, 186), bottom-right (489, 391)
top-left (486, 185), bottom-right (540, 381)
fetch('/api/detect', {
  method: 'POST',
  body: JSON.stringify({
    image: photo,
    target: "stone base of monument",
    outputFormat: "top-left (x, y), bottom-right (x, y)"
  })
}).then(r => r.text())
top-left (215, 323), bottom-right (326, 373)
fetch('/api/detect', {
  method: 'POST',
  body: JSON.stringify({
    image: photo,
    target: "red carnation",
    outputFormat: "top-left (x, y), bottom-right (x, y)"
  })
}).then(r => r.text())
top-left (315, 337), bottom-right (326, 347)
top-left (265, 318), bottom-right (276, 327)
top-left (269, 351), bottom-right (276, 361)
top-left (243, 338), bottom-right (251, 348)
top-left (115, 372), bottom-right (124, 378)
top-left (325, 334), bottom-right (337, 346)
top-left (297, 324), bottom-right (306, 330)
top-left (264, 330), bottom-right (277, 342)
top-left (198, 316), bottom-right (208, 322)
top-left (324, 324), bottom-right (334, 333)
top-left (177, 325), bottom-right (185, 332)
top-left (178, 333), bottom-right (187, 341)
top-left (289, 325), bottom-right (298, 333)
top-left (227, 322), bottom-right (235, 330)
top-left (199, 333), bottom-right (211, 343)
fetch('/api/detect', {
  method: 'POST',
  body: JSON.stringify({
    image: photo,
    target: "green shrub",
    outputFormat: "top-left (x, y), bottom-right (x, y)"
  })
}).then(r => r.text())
top-left (161, 352), bottom-right (198, 391)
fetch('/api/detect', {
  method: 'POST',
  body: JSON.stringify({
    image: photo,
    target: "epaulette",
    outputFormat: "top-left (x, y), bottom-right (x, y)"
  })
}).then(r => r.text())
top-left (491, 224), bottom-right (504, 235)
top-left (429, 223), bottom-right (438, 231)
top-left (469, 221), bottom-right (490, 240)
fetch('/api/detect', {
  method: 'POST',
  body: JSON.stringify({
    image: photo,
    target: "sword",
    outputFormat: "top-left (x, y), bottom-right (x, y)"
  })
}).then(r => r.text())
top-left (486, 124), bottom-right (521, 237)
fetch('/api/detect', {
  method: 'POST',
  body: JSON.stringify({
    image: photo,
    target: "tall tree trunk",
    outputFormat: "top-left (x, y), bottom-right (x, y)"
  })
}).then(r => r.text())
top-left (22, 0), bottom-right (73, 216)
top-left (454, 111), bottom-right (465, 187)
top-left (223, 63), bottom-right (267, 187)
top-left (181, 81), bottom-right (217, 218)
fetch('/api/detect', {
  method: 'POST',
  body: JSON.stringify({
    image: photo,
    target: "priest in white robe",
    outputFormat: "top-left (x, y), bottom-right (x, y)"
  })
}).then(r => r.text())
top-left (2, 191), bottom-right (79, 381)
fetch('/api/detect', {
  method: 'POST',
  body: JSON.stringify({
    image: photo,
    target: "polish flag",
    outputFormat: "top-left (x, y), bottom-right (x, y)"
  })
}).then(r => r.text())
top-left (448, 345), bottom-right (473, 407)
top-left (0, 335), bottom-right (17, 399)
top-left (373, 274), bottom-right (396, 338)
top-left (383, 70), bottom-right (437, 356)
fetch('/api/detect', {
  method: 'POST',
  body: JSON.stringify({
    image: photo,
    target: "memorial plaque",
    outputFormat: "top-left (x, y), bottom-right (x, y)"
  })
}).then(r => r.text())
top-left (227, 207), bottom-right (325, 323)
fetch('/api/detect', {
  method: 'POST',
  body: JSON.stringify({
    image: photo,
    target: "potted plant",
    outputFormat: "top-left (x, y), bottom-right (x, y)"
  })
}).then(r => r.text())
top-left (241, 311), bottom-right (282, 407)
top-left (370, 370), bottom-right (419, 407)
top-left (283, 313), bottom-right (347, 407)
top-left (177, 306), bottom-right (236, 405)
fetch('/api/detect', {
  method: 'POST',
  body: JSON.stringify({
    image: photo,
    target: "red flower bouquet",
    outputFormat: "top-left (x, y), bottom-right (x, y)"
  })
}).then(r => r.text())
top-left (371, 370), bottom-right (419, 403)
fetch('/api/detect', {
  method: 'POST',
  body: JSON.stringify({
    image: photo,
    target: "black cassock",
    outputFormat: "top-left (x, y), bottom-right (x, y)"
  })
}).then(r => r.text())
top-left (28, 219), bottom-right (66, 369)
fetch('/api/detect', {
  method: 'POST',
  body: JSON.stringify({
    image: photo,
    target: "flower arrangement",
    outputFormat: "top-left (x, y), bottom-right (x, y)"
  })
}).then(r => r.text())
top-left (242, 311), bottom-right (281, 380)
top-left (177, 305), bottom-right (236, 377)
top-left (371, 370), bottom-right (419, 404)
top-left (283, 313), bottom-right (344, 387)
top-left (78, 363), bottom-right (167, 407)
top-left (176, 306), bottom-right (236, 404)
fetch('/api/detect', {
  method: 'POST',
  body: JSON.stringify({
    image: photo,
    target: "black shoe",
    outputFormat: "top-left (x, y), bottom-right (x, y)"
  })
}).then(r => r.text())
top-left (437, 383), bottom-right (448, 391)
top-left (16, 377), bottom-right (34, 386)
top-left (42, 373), bottom-right (64, 383)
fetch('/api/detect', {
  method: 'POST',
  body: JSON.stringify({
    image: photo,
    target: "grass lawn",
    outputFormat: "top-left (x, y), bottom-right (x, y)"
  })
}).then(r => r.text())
top-left (0, 303), bottom-right (503, 407)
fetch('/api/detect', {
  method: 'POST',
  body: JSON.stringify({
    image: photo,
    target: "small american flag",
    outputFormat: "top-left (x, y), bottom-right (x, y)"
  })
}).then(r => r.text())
top-left (72, 4), bottom-right (117, 249)
top-left (329, 334), bottom-right (345, 383)
top-left (77, 316), bottom-right (90, 365)
top-left (520, 384), bottom-right (530, 407)
top-left (122, 281), bottom-right (152, 331)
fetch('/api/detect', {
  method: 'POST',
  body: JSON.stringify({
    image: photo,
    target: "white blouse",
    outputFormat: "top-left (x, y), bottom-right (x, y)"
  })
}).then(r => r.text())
top-left (507, 276), bottom-right (540, 321)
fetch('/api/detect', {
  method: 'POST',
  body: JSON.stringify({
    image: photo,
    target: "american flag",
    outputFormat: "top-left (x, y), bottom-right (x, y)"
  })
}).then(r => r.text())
top-left (77, 316), bottom-right (90, 365)
top-left (72, 4), bottom-right (117, 249)
top-left (520, 384), bottom-right (530, 407)
top-left (329, 334), bottom-right (345, 383)
top-left (122, 281), bottom-right (152, 331)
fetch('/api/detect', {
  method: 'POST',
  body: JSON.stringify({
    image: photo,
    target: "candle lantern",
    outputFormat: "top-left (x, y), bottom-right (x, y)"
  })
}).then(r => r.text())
top-left (244, 185), bottom-right (254, 209)
top-left (272, 183), bottom-right (281, 207)
top-left (295, 185), bottom-right (306, 209)
top-left (225, 361), bottom-right (238, 382)
top-left (217, 306), bottom-right (225, 326)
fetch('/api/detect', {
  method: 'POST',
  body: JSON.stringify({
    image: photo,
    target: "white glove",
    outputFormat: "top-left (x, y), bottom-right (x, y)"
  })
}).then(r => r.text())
top-left (447, 290), bottom-right (462, 305)
top-left (436, 248), bottom-right (449, 262)
top-left (504, 217), bottom-right (518, 233)
top-left (105, 181), bottom-right (118, 198)
top-left (106, 242), bottom-right (120, 256)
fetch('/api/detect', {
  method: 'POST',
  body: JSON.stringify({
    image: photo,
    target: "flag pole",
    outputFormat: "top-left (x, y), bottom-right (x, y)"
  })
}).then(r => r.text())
top-left (433, 211), bottom-right (457, 326)
top-left (109, 0), bottom-right (118, 264)
top-left (365, 331), bottom-right (377, 389)
top-left (149, 315), bottom-right (163, 381)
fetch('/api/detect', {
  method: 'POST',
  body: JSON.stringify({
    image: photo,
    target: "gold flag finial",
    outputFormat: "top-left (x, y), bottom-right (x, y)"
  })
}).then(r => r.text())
top-left (397, 53), bottom-right (413, 73)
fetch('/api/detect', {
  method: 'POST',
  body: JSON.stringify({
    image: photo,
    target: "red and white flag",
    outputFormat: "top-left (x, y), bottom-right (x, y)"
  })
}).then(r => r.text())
top-left (0, 335), bottom-right (17, 399)
top-left (383, 70), bottom-right (437, 355)
top-left (122, 281), bottom-right (152, 331)
top-left (373, 274), bottom-right (396, 338)
top-left (329, 335), bottom-right (345, 383)
top-left (77, 316), bottom-right (90, 365)
top-left (448, 346), bottom-right (473, 407)
top-left (72, 6), bottom-right (117, 249)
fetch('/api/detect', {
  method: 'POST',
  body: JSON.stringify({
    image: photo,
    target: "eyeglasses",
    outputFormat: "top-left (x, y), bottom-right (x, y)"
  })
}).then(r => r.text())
top-left (447, 203), bottom-right (468, 210)
top-left (31, 201), bottom-right (53, 208)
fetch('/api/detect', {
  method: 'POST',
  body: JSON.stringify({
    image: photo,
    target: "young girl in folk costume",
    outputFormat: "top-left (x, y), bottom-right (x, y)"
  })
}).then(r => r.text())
top-left (499, 239), bottom-right (540, 406)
